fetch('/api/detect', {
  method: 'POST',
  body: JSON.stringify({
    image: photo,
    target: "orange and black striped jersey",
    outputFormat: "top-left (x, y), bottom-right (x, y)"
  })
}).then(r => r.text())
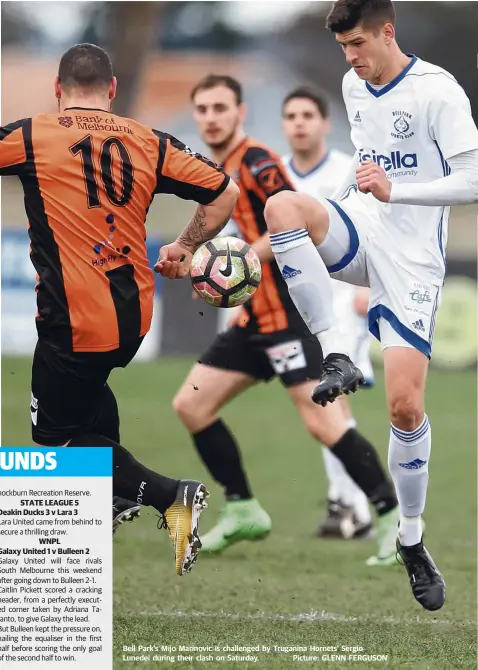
top-left (223, 137), bottom-right (296, 334)
top-left (0, 109), bottom-right (228, 353)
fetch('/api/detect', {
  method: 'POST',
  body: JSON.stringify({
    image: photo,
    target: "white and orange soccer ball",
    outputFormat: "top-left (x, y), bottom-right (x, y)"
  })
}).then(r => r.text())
top-left (190, 236), bottom-right (261, 308)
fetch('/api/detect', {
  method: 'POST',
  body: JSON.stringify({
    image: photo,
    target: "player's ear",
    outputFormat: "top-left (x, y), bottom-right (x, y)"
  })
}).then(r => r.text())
top-left (238, 102), bottom-right (247, 123)
top-left (323, 116), bottom-right (332, 136)
top-left (54, 76), bottom-right (61, 100)
top-left (383, 22), bottom-right (395, 44)
top-left (109, 77), bottom-right (118, 101)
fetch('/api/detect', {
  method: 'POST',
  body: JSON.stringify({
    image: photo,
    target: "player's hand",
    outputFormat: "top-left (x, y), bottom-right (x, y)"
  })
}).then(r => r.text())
top-left (356, 160), bottom-right (392, 202)
top-left (154, 242), bottom-right (192, 279)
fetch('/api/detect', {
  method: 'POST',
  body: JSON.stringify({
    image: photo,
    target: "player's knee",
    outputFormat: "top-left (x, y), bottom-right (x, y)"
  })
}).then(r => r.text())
top-left (389, 393), bottom-right (423, 431)
top-left (172, 392), bottom-right (194, 424)
top-left (173, 391), bottom-right (210, 431)
top-left (264, 191), bottom-right (298, 233)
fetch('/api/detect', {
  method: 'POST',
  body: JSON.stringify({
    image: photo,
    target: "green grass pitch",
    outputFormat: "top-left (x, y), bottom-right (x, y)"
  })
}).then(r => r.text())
top-left (2, 357), bottom-right (477, 669)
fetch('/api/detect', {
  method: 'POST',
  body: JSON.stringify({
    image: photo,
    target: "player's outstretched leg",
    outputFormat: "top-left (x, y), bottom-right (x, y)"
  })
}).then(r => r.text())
top-left (173, 364), bottom-right (271, 554)
top-left (384, 346), bottom-right (445, 610)
top-left (265, 191), bottom-right (365, 406)
top-left (69, 434), bottom-right (208, 576)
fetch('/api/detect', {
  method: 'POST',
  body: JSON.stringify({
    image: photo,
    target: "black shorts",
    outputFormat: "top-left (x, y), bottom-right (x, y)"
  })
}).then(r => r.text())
top-left (199, 321), bottom-right (323, 387)
top-left (30, 338), bottom-right (143, 446)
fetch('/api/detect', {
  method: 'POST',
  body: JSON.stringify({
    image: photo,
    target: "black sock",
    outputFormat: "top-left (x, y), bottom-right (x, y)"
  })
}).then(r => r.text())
top-left (193, 419), bottom-right (252, 500)
top-left (68, 433), bottom-right (179, 513)
top-left (330, 428), bottom-right (397, 517)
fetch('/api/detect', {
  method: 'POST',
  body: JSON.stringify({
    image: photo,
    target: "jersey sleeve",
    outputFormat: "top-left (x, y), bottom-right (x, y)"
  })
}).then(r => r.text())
top-left (428, 79), bottom-right (478, 161)
top-left (153, 131), bottom-right (229, 204)
top-left (242, 146), bottom-right (295, 200)
top-left (0, 119), bottom-right (28, 176)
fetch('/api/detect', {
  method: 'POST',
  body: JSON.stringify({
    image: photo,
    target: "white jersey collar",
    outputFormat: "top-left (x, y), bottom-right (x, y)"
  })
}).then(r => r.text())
top-left (288, 151), bottom-right (330, 179)
top-left (365, 54), bottom-right (418, 99)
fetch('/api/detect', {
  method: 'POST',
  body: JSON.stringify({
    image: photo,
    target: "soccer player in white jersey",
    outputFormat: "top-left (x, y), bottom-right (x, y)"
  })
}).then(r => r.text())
top-left (281, 86), bottom-right (376, 539)
top-left (265, 0), bottom-right (478, 611)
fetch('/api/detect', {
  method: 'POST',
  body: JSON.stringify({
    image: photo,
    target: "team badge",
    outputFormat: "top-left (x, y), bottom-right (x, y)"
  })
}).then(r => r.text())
top-left (391, 111), bottom-right (414, 140)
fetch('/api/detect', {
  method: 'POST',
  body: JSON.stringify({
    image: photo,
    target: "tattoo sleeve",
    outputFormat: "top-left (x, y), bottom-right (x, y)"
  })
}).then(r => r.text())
top-left (176, 205), bottom-right (226, 252)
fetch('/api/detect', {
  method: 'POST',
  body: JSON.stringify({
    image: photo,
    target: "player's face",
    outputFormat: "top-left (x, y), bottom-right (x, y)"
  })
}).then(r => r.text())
top-left (193, 86), bottom-right (244, 151)
top-left (335, 23), bottom-right (394, 82)
top-left (282, 98), bottom-right (330, 153)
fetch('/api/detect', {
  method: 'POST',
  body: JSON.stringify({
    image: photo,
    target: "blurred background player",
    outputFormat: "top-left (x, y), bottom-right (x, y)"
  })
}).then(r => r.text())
top-left (0, 42), bottom-right (239, 575)
top-left (173, 74), bottom-right (401, 563)
top-left (281, 85), bottom-right (376, 537)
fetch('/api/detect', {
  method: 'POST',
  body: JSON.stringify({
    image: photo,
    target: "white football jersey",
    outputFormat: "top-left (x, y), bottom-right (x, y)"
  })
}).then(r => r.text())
top-left (342, 55), bottom-right (478, 285)
top-left (282, 148), bottom-right (353, 199)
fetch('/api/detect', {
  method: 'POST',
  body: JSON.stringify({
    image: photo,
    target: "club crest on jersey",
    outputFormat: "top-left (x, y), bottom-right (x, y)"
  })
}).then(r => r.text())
top-left (391, 111), bottom-right (414, 140)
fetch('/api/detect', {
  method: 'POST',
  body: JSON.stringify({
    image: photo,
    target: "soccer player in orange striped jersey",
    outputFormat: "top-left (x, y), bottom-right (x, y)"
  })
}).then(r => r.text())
top-left (172, 75), bottom-right (399, 561)
top-left (0, 44), bottom-right (239, 575)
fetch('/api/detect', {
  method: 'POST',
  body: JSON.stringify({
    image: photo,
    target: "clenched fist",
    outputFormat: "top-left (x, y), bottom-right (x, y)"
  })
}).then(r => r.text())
top-left (356, 160), bottom-right (392, 202)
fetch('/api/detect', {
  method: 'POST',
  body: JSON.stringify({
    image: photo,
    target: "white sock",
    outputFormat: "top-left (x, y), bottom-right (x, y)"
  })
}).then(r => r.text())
top-left (388, 415), bottom-right (431, 546)
top-left (269, 230), bottom-right (348, 356)
top-left (321, 444), bottom-right (372, 525)
top-left (321, 446), bottom-right (342, 501)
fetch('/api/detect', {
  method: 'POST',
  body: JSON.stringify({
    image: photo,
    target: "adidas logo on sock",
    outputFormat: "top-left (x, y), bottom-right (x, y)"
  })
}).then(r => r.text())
top-left (354, 110), bottom-right (361, 122)
top-left (281, 265), bottom-right (302, 279)
top-left (399, 458), bottom-right (427, 470)
top-left (412, 319), bottom-right (425, 332)
top-left (282, 265), bottom-right (302, 279)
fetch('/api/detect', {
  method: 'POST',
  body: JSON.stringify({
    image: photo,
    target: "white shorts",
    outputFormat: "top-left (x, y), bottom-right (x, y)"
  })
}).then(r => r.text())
top-left (317, 193), bottom-right (441, 359)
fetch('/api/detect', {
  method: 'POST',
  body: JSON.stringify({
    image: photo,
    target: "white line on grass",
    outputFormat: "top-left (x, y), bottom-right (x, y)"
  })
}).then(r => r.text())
top-left (138, 609), bottom-right (477, 627)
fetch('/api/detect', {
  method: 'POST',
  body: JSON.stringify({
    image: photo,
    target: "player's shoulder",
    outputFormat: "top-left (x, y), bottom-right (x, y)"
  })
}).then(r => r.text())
top-left (408, 57), bottom-right (466, 98)
top-left (0, 117), bottom-right (30, 138)
top-left (328, 148), bottom-right (353, 169)
top-left (242, 137), bottom-right (282, 170)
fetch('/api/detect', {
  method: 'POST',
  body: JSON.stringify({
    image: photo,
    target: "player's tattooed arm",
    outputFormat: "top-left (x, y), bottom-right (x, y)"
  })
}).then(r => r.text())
top-left (176, 206), bottom-right (220, 252)
top-left (177, 180), bottom-right (239, 253)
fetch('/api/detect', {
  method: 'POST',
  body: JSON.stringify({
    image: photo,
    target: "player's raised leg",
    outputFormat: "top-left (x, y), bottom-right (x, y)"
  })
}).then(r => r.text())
top-left (173, 361), bottom-right (271, 553)
top-left (264, 191), bottom-right (365, 405)
top-left (383, 339), bottom-right (445, 610)
top-left (87, 384), bottom-right (143, 535)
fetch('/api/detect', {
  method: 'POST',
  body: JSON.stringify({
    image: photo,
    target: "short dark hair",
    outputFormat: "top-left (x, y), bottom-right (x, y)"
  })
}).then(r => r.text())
top-left (190, 74), bottom-right (243, 106)
top-left (58, 43), bottom-right (113, 91)
top-left (282, 86), bottom-right (330, 119)
top-left (326, 0), bottom-right (396, 33)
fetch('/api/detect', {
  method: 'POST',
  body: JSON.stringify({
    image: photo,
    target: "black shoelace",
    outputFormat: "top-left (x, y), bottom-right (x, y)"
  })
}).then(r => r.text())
top-left (156, 514), bottom-right (168, 531)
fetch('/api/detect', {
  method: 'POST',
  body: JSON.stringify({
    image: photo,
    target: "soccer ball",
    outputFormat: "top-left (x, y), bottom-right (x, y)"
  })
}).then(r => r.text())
top-left (190, 236), bottom-right (261, 308)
